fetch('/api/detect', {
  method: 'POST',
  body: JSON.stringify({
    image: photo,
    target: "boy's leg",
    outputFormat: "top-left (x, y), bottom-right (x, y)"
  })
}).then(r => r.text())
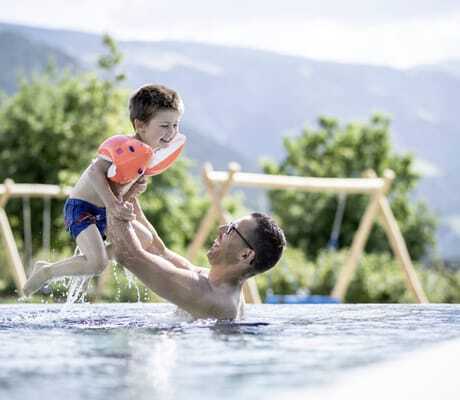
top-left (23, 225), bottom-right (108, 296)
top-left (24, 220), bottom-right (154, 296)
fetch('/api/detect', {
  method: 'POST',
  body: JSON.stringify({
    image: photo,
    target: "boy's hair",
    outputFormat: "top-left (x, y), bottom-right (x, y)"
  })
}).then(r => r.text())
top-left (248, 212), bottom-right (286, 275)
top-left (129, 84), bottom-right (183, 128)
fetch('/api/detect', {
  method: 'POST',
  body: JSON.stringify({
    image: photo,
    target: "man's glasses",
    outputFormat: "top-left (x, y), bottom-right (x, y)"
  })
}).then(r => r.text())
top-left (225, 222), bottom-right (255, 253)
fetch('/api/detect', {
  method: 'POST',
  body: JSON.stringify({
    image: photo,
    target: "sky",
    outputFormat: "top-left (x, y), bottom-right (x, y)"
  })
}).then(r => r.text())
top-left (1, 0), bottom-right (460, 69)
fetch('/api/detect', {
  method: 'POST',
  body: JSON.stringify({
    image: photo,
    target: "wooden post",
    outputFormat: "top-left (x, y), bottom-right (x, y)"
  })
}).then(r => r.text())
top-left (331, 170), bottom-right (391, 301)
top-left (359, 170), bottom-right (428, 303)
top-left (0, 179), bottom-right (14, 208)
top-left (186, 163), bottom-right (240, 260)
top-left (331, 191), bottom-right (381, 300)
top-left (243, 277), bottom-right (262, 304)
top-left (204, 165), bottom-right (232, 225)
top-left (206, 171), bottom-right (385, 193)
top-left (0, 179), bottom-right (27, 295)
top-left (377, 194), bottom-right (429, 303)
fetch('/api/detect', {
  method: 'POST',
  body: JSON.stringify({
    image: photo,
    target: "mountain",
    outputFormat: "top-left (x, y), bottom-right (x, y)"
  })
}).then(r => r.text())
top-left (0, 30), bottom-right (79, 93)
top-left (415, 59), bottom-right (460, 80)
top-left (0, 23), bottom-right (261, 207)
top-left (0, 21), bottom-right (459, 258)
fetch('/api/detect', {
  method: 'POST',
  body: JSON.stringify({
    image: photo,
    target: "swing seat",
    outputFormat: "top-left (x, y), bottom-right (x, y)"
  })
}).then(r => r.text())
top-left (264, 294), bottom-right (341, 304)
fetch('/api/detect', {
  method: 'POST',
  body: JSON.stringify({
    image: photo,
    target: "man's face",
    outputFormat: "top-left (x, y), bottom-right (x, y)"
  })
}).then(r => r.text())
top-left (136, 109), bottom-right (182, 150)
top-left (207, 215), bottom-right (257, 265)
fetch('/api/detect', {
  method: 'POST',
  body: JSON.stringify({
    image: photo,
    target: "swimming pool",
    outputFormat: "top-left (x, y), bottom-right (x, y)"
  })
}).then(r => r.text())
top-left (1, 303), bottom-right (459, 400)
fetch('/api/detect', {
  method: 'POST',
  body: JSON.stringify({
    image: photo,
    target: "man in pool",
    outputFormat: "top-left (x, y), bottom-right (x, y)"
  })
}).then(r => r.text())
top-left (107, 207), bottom-right (286, 320)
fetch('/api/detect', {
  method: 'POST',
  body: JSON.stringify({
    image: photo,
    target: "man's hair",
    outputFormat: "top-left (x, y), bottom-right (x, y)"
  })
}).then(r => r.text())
top-left (129, 84), bottom-right (183, 128)
top-left (249, 212), bottom-right (286, 274)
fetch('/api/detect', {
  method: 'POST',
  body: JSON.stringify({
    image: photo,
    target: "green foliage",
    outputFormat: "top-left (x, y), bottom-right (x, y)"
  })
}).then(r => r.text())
top-left (0, 247), bottom-right (16, 295)
top-left (0, 71), bottom-right (127, 185)
top-left (141, 159), bottom-right (210, 251)
top-left (257, 248), bottom-right (460, 303)
top-left (263, 114), bottom-right (437, 261)
top-left (98, 34), bottom-right (126, 82)
top-left (0, 66), bottom-right (129, 254)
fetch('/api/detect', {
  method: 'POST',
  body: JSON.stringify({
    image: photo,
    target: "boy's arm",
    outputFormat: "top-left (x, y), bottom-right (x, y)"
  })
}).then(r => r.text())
top-left (130, 196), bottom-right (167, 254)
top-left (88, 158), bottom-right (134, 221)
top-left (87, 158), bottom-right (117, 206)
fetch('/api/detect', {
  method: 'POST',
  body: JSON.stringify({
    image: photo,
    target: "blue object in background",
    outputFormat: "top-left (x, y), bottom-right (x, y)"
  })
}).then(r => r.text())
top-left (265, 294), bottom-right (341, 304)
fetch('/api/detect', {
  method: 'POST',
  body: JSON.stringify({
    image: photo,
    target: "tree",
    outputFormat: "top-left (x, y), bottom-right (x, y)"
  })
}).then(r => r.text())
top-left (263, 114), bottom-right (436, 261)
top-left (0, 35), bottom-right (208, 257)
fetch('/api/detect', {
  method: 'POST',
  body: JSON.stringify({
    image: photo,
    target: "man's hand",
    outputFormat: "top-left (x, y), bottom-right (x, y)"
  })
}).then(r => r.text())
top-left (108, 198), bottom-right (135, 221)
top-left (124, 176), bottom-right (148, 201)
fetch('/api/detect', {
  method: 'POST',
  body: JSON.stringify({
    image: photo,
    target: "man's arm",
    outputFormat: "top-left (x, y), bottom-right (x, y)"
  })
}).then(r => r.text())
top-left (108, 215), bottom-right (214, 317)
top-left (128, 195), bottom-right (196, 271)
top-left (130, 196), bottom-right (167, 255)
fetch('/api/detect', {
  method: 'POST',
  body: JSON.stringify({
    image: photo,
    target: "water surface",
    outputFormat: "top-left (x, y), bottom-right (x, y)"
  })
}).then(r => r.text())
top-left (1, 303), bottom-right (459, 400)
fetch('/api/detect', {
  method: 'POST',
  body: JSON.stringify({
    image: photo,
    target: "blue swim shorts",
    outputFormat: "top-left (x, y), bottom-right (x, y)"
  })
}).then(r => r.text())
top-left (64, 198), bottom-right (107, 240)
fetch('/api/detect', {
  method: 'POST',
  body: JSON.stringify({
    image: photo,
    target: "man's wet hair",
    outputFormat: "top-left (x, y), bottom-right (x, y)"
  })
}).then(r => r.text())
top-left (249, 212), bottom-right (286, 274)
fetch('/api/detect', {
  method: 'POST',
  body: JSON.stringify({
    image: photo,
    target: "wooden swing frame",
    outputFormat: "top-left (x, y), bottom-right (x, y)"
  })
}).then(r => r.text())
top-left (186, 163), bottom-right (429, 304)
top-left (0, 179), bottom-right (70, 296)
top-left (1, 169), bottom-right (429, 304)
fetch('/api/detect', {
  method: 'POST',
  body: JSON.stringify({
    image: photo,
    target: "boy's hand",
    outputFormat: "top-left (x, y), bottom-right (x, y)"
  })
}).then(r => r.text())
top-left (125, 176), bottom-right (148, 201)
top-left (108, 198), bottom-right (135, 221)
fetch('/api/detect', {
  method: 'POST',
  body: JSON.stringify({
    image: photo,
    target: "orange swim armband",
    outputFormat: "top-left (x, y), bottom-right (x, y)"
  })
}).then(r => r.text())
top-left (97, 134), bottom-right (186, 184)
top-left (145, 134), bottom-right (186, 177)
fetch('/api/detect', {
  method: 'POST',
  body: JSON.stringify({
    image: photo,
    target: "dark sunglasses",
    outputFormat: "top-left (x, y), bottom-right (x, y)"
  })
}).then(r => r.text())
top-left (225, 222), bottom-right (255, 253)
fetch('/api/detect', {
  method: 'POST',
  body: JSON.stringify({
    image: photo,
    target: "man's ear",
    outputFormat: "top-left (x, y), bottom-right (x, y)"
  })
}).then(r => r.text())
top-left (240, 248), bottom-right (255, 265)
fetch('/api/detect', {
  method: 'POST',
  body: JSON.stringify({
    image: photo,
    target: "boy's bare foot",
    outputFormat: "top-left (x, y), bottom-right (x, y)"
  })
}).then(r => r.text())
top-left (23, 261), bottom-right (51, 297)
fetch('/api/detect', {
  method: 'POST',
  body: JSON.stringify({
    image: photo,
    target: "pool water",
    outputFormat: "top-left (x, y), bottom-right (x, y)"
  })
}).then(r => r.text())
top-left (1, 303), bottom-right (459, 400)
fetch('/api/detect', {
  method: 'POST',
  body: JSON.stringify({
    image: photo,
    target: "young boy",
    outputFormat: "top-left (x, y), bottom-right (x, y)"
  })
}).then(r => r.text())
top-left (23, 84), bottom-right (186, 296)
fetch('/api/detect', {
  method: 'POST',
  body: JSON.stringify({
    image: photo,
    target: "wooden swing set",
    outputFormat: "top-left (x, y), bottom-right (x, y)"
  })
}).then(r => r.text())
top-left (186, 163), bottom-right (429, 304)
top-left (0, 179), bottom-right (70, 296)
top-left (1, 163), bottom-right (429, 304)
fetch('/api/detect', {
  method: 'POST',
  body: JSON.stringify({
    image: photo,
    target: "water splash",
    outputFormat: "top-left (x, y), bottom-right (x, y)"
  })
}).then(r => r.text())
top-left (64, 246), bottom-right (92, 304)
top-left (123, 267), bottom-right (141, 302)
top-left (143, 287), bottom-right (150, 302)
top-left (65, 276), bottom-right (92, 304)
top-left (124, 267), bottom-right (134, 289)
top-left (113, 264), bottom-right (121, 302)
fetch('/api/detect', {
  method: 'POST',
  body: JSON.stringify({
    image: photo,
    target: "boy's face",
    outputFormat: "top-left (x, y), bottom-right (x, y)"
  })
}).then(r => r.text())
top-left (135, 109), bottom-right (182, 150)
